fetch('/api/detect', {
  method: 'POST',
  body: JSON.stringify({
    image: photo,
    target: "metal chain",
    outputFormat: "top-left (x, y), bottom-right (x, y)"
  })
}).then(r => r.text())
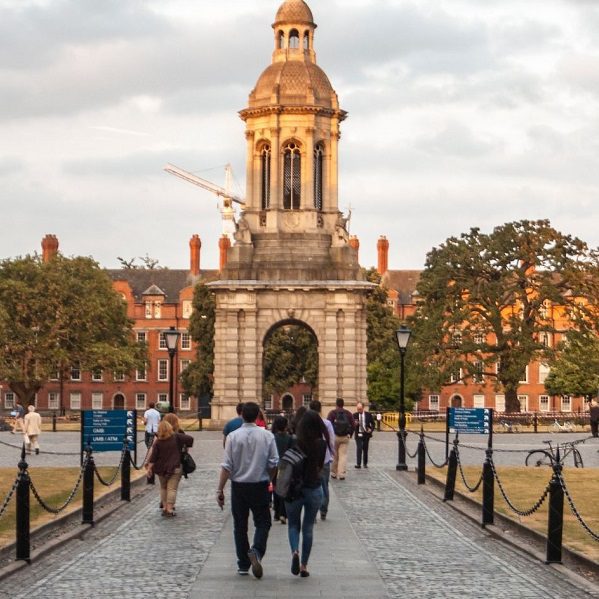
top-left (455, 448), bottom-right (484, 492)
top-left (131, 444), bottom-right (152, 471)
top-left (558, 472), bottom-right (599, 543)
top-left (423, 440), bottom-right (448, 468)
top-left (398, 431), bottom-right (419, 459)
top-left (489, 457), bottom-right (551, 517)
top-left (29, 458), bottom-right (88, 514)
top-left (0, 473), bottom-right (21, 520)
top-left (94, 450), bottom-right (126, 486)
top-left (0, 438), bottom-right (79, 456)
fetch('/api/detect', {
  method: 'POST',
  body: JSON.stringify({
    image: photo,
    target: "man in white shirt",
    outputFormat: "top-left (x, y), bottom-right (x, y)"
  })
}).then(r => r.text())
top-left (143, 402), bottom-right (161, 448)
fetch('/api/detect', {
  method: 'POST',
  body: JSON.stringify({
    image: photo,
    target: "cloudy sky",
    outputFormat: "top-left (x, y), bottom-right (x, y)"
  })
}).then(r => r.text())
top-left (2, 0), bottom-right (599, 271)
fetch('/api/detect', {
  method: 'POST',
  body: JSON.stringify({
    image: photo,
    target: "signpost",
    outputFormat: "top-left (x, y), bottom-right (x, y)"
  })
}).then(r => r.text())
top-left (81, 410), bottom-right (137, 464)
top-left (446, 407), bottom-right (493, 458)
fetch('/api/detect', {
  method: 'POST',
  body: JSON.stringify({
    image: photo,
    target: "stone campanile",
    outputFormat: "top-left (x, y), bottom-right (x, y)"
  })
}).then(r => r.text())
top-left (209, 0), bottom-right (373, 423)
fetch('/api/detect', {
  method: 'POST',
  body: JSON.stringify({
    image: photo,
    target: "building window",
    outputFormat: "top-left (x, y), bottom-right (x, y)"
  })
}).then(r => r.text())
top-left (71, 365), bottom-right (81, 381)
top-left (473, 361), bottom-right (484, 383)
top-left (451, 331), bottom-right (462, 346)
top-left (114, 371), bottom-right (125, 382)
top-left (519, 366), bottom-right (528, 384)
top-left (158, 393), bottom-right (168, 405)
top-left (539, 395), bottom-right (550, 412)
top-left (313, 144), bottom-right (324, 210)
top-left (429, 394), bottom-right (439, 411)
top-left (539, 363), bottom-right (550, 384)
top-left (181, 332), bottom-right (191, 350)
top-left (136, 393), bottom-right (147, 410)
top-left (145, 302), bottom-right (153, 319)
top-left (49, 370), bottom-right (59, 381)
top-left (561, 395), bottom-right (572, 412)
top-left (540, 300), bottom-right (551, 319)
top-left (283, 142), bottom-right (301, 209)
top-left (153, 302), bottom-right (161, 318)
top-left (495, 394), bottom-right (505, 412)
top-left (474, 332), bottom-right (485, 345)
top-left (473, 394), bottom-right (485, 408)
top-left (289, 29), bottom-right (299, 49)
top-left (278, 30), bottom-right (285, 49)
top-left (261, 144), bottom-right (271, 210)
top-left (180, 393), bottom-right (191, 411)
top-left (180, 359), bottom-right (191, 373)
top-left (303, 31), bottom-right (309, 50)
top-left (518, 395), bottom-right (528, 412)
top-left (4, 392), bottom-right (15, 409)
top-left (48, 392), bottom-right (60, 410)
top-left (92, 369), bottom-right (103, 382)
top-left (70, 392), bottom-right (81, 410)
top-left (539, 332), bottom-right (552, 348)
top-left (158, 359), bottom-right (168, 381)
top-left (91, 392), bottom-right (103, 410)
top-left (302, 394), bottom-right (312, 406)
top-left (137, 331), bottom-right (147, 344)
top-left (159, 332), bottom-right (167, 350)
top-left (264, 395), bottom-right (273, 410)
top-left (136, 366), bottom-right (147, 381)
top-left (182, 300), bottom-right (192, 318)
top-left (449, 368), bottom-right (462, 384)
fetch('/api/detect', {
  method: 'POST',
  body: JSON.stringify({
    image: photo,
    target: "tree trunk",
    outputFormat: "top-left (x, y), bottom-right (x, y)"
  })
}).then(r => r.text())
top-left (9, 383), bottom-right (41, 407)
top-left (504, 387), bottom-right (521, 413)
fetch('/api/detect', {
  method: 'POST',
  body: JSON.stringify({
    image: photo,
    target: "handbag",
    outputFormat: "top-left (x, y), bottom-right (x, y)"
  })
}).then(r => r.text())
top-left (181, 446), bottom-right (196, 477)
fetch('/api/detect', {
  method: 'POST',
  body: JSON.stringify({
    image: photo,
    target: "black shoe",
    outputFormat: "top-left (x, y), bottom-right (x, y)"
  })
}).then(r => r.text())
top-left (320, 513), bottom-right (327, 521)
top-left (248, 549), bottom-right (263, 579)
top-left (300, 570), bottom-right (310, 577)
top-left (237, 568), bottom-right (249, 576)
top-left (364, 464), bottom-right (368, 468)
top-left (35, 449), bottom-right (39, 455)
top-left (354, 464), bottom-right (361, 469)
top-left (291, 552), bottom-right (300, 576)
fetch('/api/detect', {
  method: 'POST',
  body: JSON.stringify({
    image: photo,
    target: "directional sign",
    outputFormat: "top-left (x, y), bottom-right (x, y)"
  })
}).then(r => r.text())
top-left (82, 410), bottom-right (137, 453)
top-left (448, 407), bottom-right (492, 435)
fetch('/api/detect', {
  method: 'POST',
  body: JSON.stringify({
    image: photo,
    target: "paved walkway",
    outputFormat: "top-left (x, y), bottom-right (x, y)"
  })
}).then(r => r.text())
top-left (0, 433), bottom-right (598, 598)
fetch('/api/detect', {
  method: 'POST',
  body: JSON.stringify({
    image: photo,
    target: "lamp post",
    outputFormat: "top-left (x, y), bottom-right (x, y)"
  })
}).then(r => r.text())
top-left (395, 325), bottom-right (412, 471)
top-left (163, 327), bottom-right (180, 413)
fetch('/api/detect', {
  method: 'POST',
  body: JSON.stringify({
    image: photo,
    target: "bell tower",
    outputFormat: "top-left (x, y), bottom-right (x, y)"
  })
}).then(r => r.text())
top-left (209, 0), bottom-right (373, 423)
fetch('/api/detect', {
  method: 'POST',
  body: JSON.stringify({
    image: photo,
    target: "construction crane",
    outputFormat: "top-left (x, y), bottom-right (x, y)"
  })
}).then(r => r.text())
top-left (164, 163), bottom-right (245, 240)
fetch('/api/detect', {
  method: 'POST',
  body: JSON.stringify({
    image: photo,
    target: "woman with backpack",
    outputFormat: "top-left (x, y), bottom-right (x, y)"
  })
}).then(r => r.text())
top-left (285, 409), bottom-right (328, 578)
top-left (271, 416), bottom-right (293, 524)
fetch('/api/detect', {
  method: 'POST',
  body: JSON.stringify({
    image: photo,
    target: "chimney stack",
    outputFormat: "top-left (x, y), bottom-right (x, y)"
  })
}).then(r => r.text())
top-left (41, 234), bottom-right (59, 263)
top-left (377, 236), bottom-right (389, 275)
top-left (219, 235), bottom-right (231, 271)
top-left (349, 235), bottom-right (360, 262)
top-left (189, 234), bottom-right (201, 276)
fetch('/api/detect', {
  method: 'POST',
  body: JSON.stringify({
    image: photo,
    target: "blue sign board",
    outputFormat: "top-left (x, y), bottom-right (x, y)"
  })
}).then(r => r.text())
top-left (448, 407), bottom-right (492, 435)
top-left (82, 410), bottom-right (137, 453)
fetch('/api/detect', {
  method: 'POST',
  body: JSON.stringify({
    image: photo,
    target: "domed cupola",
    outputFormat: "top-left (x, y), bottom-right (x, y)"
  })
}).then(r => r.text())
top-left (274, 0), bottom-right (314, 25)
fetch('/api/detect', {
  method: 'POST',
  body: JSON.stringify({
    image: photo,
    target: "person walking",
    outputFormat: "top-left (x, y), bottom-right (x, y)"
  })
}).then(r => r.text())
top-left (216, 402), bottom-right (279, 579)
top-left (327, 398), bottom-right (354, 480)
top-left (590, 398), bottom-right (599, 438)
top-left (271, 415), bottom-right (293, 524)
top-left (353, 402), bottom-right (375, 469)
top-left (11, 401), bottom-right (25, 434)
top-left (285, 409), bottom-right (327, 578)
top-left (23, 405), bottom-right (42, 455)
top-left (309, 399), bottom-right (335, 520)
top-left (146, 419), bottom-right (194, 517)
top-left (143, 401), bottom-right (161, 448)
top-left (223, 403), bottom-right (244, 447)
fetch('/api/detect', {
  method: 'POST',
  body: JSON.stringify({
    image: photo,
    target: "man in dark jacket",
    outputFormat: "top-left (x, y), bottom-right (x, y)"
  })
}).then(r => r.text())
top-left (353, 402), bottom-right (375, 468)
top-left (326, 398), bottom-right (354, 480)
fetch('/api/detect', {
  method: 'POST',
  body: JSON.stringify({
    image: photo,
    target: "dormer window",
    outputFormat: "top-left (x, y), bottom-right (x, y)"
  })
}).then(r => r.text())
top-left (289, 29), bottom-right (300, 49)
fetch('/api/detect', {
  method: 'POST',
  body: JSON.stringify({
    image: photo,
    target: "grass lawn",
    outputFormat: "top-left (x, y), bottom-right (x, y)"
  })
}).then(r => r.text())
top-left (427, 465), bottom-right (599, 562)
top-left (0, 466), bottom-right (146, 549)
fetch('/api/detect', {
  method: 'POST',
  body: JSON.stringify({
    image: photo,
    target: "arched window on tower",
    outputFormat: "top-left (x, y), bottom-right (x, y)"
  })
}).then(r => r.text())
top-left (283, 142), bottom-right (301, 210)
top-left (260, 144), bottom-right (271, 210)
top-left (314, 143), bottom-right (324, 211)
top-left (289, 29), bottom-right (300, 49)
top-left (278, 30), bottom-right (285, 49)
top-left (303, 31), bottom-right (310, 50)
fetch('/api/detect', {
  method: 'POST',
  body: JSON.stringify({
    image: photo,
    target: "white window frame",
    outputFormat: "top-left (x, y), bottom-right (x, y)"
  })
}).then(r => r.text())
top-left (4, 392), bottom-right (15, 409)
top-left (137, 331), bottom-right (147, 344)
top-left (136, 365), bottom-right (147, 381)
top-left (518, 394), bottom-right (528, 412)
top-left (92, 369), bottom-right (103, 382)
top-left (48, 392), bottom-right (60, 410)
top-left (181, 332), bottom-right (191, 350)
top-left (180, 393), bottom-right (191, 411)
top-left (539, 395), bottom-right (550, 412)
top-left (473, 361), bottom-right (484, 383)
top-left (182, 300), bottom-right (192, 318)
top-left (264, 395), bottom-right (273, 410)
top-left (114, 371), bottom-right (125, 382)
top-left (136, 393), bottom-right (147, 410)
top-left (450, 368), bottom-right (462, 384)
top-left (495, 394), bottom-right (505, 413)
top-left (91, 392), bottom-right (103, 410)
top-left (561, 395), bottom-right (572, 412)
top-left (71, 365), bottom-right (81, 381)
top-left (70, 392), bottom-right (81, 410)
top-left (157, 393), bottom-right (168, 405)
top-left (159, 332), bottom-right (167, 350)
top-left (429, 394), bottom-right (440, 411)
top-left (519, 366), bottom-right (529, 384)
top-left (180, 359), bottom-right (191, 373)
top-left (302, 394), bottom-right (312, 406)
top-left (538, 363), bottom-right (550, 384)
top-left (158, 359), bottom-right (169, 381)
top-left (473, 394), bottom-right (485, 408)
top-left (145, 302), bottom-right (153, 319)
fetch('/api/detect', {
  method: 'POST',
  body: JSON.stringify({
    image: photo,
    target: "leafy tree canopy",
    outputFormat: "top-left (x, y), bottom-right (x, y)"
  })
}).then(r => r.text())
top-left (0, 254), bottom-right (146, 405)
top-left (409, 220), bottom-right (599, 412)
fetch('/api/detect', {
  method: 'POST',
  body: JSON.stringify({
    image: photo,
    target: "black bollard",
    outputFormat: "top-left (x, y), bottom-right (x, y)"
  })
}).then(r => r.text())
top-left (417, 429), bottom-right (426, 485)
top-left (16, 445), bottom-right (31, 563)
top-left (52, 411), bottom-right (57, 433)
top-left (82, 446), bottom-right (95, 526)
top-left (121, 448), bottom-right (131, 502)
top-left (546, 461), bottom-right (564, 564)
top-left (533, 412), bottom-right (538, 434)
top-left (443, 440), bottom-right (458, 502)
top-left (482, 449), bottom-right (494, 527)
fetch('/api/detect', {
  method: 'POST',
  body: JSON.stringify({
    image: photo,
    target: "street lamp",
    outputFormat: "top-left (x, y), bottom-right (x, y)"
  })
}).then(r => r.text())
top-left (163, 327), bottom-right (180, 413)
top-left (395, 325), bottom-right (412, 471)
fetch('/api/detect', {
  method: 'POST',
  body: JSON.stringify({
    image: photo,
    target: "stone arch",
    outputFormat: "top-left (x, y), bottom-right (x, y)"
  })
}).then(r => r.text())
top-left (450, 394), bottom-right (463, 408)
top-left (113, 393), bottom-right (125, 410)
top-left (281, 393), bottom-right (294, 411)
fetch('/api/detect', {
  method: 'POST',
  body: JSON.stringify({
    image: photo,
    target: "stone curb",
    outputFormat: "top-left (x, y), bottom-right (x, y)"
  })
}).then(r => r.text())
top-left (0, 473), bottom-right (151, 582)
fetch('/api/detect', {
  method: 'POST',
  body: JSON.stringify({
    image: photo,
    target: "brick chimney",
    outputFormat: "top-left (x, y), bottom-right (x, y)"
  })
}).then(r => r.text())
top-left (219, 235), bottom-right (231, 271)
top-left (349, 235), bottom-right (360, 262)
top-left (189, 234), bottom-right (201, 276)
top-left (377, 236), bottom-right (389, 275)
top-left (41, 234), bottom-right (59, 263)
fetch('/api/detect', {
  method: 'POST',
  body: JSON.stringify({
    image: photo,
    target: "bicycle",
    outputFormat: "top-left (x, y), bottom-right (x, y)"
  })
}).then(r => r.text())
top-left (550, 418), bottom-right (576, 433)
top-left (498, 420), bottom-right (520, 433)
top-left (525, 439), bottom-right (584, 468)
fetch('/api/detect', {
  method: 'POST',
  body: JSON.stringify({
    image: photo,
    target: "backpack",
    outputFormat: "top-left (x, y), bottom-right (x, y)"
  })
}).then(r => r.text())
top-left (333, 410), bottom-right (352, 436)
top-left (275, 446), bottom-right (306, 502)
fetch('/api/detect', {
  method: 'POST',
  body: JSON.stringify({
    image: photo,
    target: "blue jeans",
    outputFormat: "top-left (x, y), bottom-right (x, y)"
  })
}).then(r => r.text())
top-left (231, 481), bottom-right (271, 570)
top-left (286, 486), bottom-right (323, 566)
top-left (319, 463), bottom-right (331, 516)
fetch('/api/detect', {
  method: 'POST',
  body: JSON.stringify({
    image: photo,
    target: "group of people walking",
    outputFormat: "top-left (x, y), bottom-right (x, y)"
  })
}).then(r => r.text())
top-left (217, 398), bottom-right (375, 579)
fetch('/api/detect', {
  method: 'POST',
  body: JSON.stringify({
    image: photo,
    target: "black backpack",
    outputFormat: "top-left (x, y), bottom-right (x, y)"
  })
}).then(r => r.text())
top-left (275, 446), bottom-right (306, 502)
top-left (333, 410), bottom-right (352, 436)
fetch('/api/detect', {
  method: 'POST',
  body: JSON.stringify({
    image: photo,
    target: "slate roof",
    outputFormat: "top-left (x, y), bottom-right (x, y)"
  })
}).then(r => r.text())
top-left (381, 270), bottom-right (422, 304)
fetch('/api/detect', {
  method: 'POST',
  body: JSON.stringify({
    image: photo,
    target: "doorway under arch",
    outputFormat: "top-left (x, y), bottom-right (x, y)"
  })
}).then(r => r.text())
top-left (450, 394), bottom-right (463, 408)
top-left (113, 393), bottom-right (125, 410)
top-left (281, 393), bottom-right (294, 411)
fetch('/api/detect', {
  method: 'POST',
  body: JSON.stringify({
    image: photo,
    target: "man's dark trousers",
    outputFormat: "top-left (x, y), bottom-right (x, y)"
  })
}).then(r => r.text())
top-left (356, 435), bottom-right (371, 467)
top-left (231, 481), bottom-right (271, 569)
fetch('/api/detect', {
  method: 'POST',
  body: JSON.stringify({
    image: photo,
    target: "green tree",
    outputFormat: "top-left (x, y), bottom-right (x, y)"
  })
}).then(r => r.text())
top-left (545, 331), bottom-right (599, 399)
top-left (0, 254), bottom-right (146, 405)
top-left (181, 283), bottom-right (215, 399)
top-left (410, 220), bottom-right (599, 412)
top-left (263, 325), bottom-right (318, 399)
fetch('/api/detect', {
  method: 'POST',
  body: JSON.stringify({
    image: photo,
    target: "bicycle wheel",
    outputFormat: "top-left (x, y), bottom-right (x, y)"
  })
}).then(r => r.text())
top-left (572, 448), bottom-right (584, 468)
top-left (526, 450), bottom-right (551, 467)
